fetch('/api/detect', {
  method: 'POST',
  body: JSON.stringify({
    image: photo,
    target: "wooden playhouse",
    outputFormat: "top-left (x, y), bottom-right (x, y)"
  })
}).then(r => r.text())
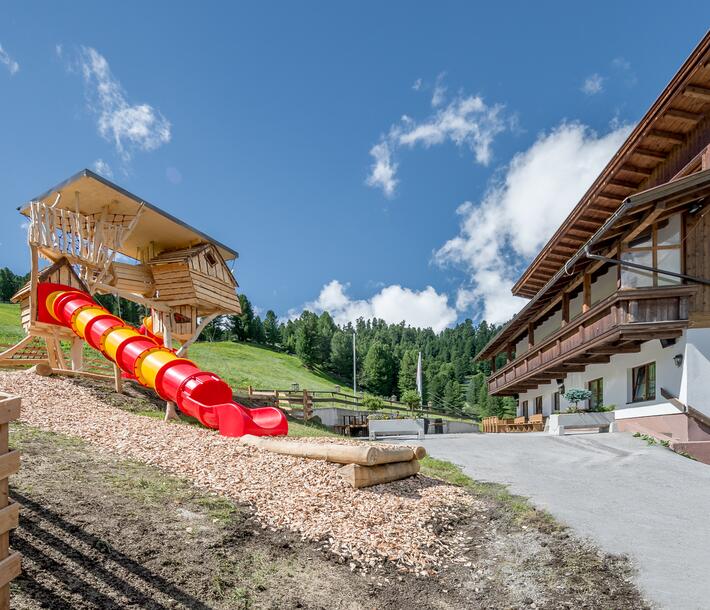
top-left (1, 169), bottom-right (242, 372)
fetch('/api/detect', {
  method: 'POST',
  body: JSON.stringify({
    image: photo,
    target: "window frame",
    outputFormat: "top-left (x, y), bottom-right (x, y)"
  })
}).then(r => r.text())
top-left (534, 396), bottom-right (543, 415)
top-left (521, 400), bottom-right (529, 418)
top-left (620, 215), bottom-right (683, 289)
top-left (631, 362), bottom-right (656, 403)
top-left (552, 391), bottom-right (560, 412)
top-left (587, 378), bottom-right (604, 410)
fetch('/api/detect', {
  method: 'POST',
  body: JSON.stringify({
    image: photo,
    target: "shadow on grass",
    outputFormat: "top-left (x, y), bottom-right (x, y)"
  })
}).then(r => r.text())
top-left (11, 491), bottom-right (212, 610)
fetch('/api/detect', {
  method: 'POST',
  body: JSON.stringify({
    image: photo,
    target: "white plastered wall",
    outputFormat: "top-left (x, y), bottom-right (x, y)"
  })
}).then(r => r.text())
top-left (678, 328), bottom-right (710, 417)
top-left (517, 336), bottom-right (690, 418)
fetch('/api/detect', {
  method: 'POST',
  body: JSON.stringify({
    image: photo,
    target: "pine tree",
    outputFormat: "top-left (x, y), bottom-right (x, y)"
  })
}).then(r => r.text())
top-left (295, 311), bottom-right (320, 368)
top-left (362, 340), bottom-right (396, 397)
top-left (250, 315), bottom-right (266, 343)
top-left (317, 311), bottom-right (337, 365)
top-left (330, 331), bottom-right (353, 380)
top-left (398, 350), bottom-right (418, 396)
top-left (263, 310), bottom-right (281, 346)
top-left (443, 379), bottom-right (464, 414)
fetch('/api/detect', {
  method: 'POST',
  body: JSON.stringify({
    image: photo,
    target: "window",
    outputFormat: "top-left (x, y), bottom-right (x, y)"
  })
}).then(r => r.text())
top-left (552, 392), bottom-right (560, 412)
top-left (620, 215), bottom-right (682, 288)
top-left (588, 378), bottom-right (604, 410)
top-left (631, 362), bottom-right (656, 402)
top-left (521, 400), bottom-right (529, 418)
top-left (205, 251), bottom-right (217, 267)
top-left (534, 396), bottom-right (543, 415)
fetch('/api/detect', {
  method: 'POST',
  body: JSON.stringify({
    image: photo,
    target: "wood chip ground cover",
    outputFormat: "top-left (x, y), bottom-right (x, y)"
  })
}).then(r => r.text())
top-left (0, 371), bottom-right (474, 574)
top-left (2, 370), bottom-right (650, 609)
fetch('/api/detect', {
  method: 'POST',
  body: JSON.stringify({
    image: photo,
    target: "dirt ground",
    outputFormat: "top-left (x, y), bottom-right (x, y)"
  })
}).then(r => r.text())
top-left (8, 419), bottom-right (650, 610)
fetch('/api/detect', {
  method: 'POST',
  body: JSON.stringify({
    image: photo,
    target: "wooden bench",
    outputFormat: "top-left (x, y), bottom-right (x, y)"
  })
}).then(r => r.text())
top-left (529, 414), bottom-right (545, 432)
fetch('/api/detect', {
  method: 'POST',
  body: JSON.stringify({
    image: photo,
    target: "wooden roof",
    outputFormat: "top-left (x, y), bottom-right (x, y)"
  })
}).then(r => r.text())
top-left (477, 168), bottom-right (710, 361)
top-left (11, 257), bottom-right (89, 302)
top-left (18, 170), bottom-right (238, 262)
top-left (513, 30), bottom-right (710, 299)
top-left (148, 244), bottom-right (213, 263)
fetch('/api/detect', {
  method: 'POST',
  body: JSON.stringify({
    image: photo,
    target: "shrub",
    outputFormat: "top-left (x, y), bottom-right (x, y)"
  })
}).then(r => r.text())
top-left (563, 388), bottom-right (592, 409)
top-left (400, 389), bottom-right (421, 410)
top-left (362, 393), bottom-right (385, 412)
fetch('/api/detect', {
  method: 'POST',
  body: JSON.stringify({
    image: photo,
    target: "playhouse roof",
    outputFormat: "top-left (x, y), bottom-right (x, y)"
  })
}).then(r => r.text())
top-left (18, 169), bottom-right (238, 262)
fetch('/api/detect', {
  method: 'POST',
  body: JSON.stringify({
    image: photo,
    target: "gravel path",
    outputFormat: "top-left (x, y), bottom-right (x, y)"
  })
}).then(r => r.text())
top-left (1, 370), bottom-right (475, 574)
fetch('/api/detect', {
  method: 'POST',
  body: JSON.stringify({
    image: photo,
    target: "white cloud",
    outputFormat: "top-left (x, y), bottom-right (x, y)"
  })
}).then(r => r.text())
top-left (412, 78), bottom-right (422, 91)
top-left (435, 121), bottom-right (632, 324)
top-left (366, 81), bottom-right (506, 196)
top-left (0, 44), bottom-right (19, 75)
top-left (301, 280), bottom-right (457, 333)
top-left (78, 46), bottom-right (171, 160)
top-left (431, 73), bottom-right (447, 107)
top-left (93, 158), bottom-right (113, 178)
top-left (365, 140), bottom-right (398, 198)
top-left (581, 73), bottom-right (604, 95)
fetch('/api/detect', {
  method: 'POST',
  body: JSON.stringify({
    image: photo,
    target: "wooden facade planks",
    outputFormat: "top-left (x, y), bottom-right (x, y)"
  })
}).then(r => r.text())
top-left (0, 393), bottom-right (21, 610)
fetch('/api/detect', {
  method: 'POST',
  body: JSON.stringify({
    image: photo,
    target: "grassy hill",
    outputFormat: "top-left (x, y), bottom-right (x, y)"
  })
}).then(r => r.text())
top-left (0, 303), bottom-right (24, 345)
top-left (0, 303), bottom-right (348, 393)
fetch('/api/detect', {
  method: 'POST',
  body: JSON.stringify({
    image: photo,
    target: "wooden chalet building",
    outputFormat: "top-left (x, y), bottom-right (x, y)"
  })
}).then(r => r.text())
top-left (476, 32), bottom-right (710, 455)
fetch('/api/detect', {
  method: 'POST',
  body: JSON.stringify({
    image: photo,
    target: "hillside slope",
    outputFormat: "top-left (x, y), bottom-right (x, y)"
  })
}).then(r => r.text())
top-left (0, 303), bottom-right (347, 392)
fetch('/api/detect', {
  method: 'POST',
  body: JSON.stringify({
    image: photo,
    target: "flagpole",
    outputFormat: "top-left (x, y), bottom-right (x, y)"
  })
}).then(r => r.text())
top-left (352, 332), bottom-right (357, 398)
top-left (416, 351), bottom-right (423, 397)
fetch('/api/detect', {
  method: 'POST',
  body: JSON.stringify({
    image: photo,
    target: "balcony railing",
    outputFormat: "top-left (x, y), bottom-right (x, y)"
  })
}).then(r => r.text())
top-left (488, 286), bottom-right (697, 395)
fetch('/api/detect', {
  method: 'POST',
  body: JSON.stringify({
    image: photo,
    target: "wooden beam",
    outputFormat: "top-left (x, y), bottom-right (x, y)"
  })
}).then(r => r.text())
top-left (634, 147), bottom-right (667, 161)
top-left (665, 108), bottom-right (704, 122)
top-left (622, 204), bottom-right (666, 244)
top-left (684, 85), bottom-right (710, 102)
top-left (621, 164), bottom-right (653, 176)
top-left (561, 292), bottom-right (570, 326)
top-left (527, 322), bottom-right (535, 350)
top-left (608, 178), bottom-right (642, 190)
top-left (648, 129), bottom-right (685, 144)
top-left (176, 313), bottom-right (218, 357)
top-left (582, 273), bottom-right (591, 313)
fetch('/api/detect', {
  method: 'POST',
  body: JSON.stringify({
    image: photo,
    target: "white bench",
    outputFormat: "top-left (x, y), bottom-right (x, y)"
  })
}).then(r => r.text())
top-left (368, 418), bottom-right (425, 440)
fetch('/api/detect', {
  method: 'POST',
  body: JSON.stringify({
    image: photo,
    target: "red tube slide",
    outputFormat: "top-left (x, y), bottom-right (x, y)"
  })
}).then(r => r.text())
top-left (39, 282), bottom-right (288, 437)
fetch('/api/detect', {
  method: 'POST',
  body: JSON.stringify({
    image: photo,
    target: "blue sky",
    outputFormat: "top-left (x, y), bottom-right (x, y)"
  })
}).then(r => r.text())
top-left (1, 2), bottom-right (708, 330)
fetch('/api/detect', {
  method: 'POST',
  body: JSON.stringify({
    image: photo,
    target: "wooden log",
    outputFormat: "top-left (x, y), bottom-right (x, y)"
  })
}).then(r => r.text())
top-left (337, 459), bottom-right (421, 489)
top-left (413, 446), bottom-right (427, 460)
top-left (239, 435), bottom-right (417, 466)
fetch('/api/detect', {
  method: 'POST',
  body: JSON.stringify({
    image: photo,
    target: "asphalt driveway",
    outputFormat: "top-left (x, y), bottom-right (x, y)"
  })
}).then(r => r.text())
top-left (417, 431), bottom-right (710, 610)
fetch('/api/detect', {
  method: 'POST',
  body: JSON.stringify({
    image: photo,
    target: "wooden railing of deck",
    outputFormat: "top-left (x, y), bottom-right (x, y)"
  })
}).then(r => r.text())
top-left (488, 286), bottom-right (697, 394)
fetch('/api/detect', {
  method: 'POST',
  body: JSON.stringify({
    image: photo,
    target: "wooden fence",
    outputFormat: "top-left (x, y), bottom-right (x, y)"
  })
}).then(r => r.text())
top-left (0, 393), bottom-right (21, 610)
top-left (243, 387), bottom-right (476, 423)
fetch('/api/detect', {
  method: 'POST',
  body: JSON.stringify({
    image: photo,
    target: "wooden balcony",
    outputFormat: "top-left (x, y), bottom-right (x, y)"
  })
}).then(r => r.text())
top-left (488, 286), bottom-right (697, 395)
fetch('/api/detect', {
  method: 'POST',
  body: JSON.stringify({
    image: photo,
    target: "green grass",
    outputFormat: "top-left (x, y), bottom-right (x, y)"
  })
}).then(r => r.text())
top-left (189, 340), bottom-right (351, 393)
top-left (0, 303), bottom-right (23, 345)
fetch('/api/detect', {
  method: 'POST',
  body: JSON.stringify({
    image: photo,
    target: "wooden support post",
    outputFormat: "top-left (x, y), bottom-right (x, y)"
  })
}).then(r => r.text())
top-left (29, 246), bottom-right (38, 326)
top-left (162, 311), bottom-right (179, 422)
top-left (527, 322), bottom-right (535, 350)
top-left (0, 393), bottom-right (22, 609)
top-left (113, 363), bottom-right (123, 394)
top-left (561, 292), bottom-right (570, 326)
top-left (491, 357), bottom-right (497, 373)
top-left (176, 313), bottom-right (217, 357)
top-left (582, 272), bottom-right (592, 313)
top-left (506, 343), bottom-right (514, 363)
top-left (70, 337), bottom-right (84, 371)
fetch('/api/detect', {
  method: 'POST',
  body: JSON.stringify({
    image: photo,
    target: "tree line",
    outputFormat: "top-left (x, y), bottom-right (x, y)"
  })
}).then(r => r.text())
top-left (201, 293), bottom-right (515, 420)
top-left (0, 267), bottom-right (514, 419)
